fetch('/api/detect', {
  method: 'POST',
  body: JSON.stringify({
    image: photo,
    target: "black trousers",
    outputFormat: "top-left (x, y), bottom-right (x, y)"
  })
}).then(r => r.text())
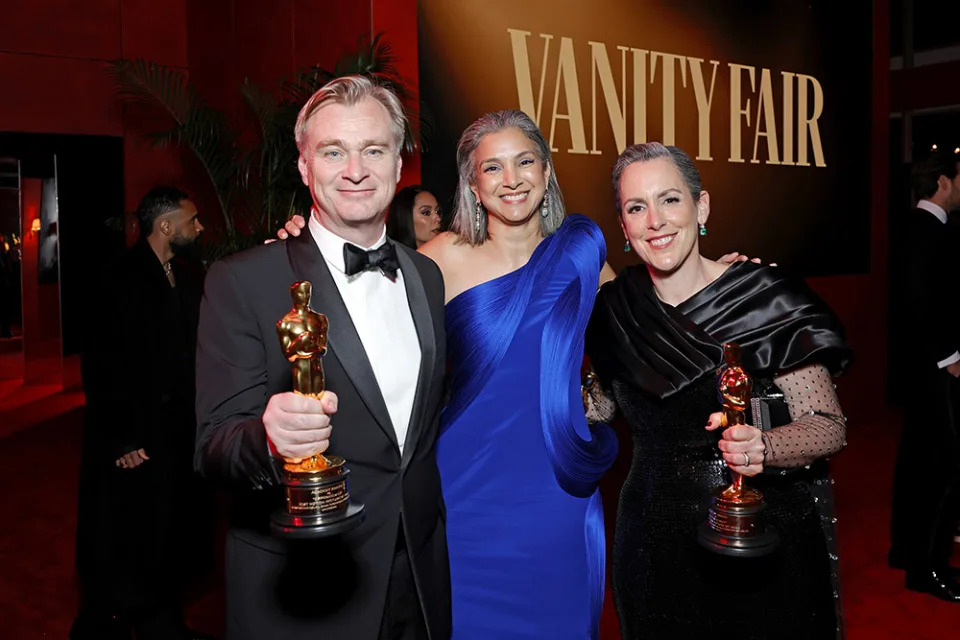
top-left (379, 530), bottom-right (428, 640)
top-left (890, 372), bottom-right (960, 571)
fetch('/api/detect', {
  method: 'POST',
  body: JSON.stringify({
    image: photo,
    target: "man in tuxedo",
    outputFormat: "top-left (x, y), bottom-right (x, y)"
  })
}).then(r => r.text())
top-left (73, 187), bottom-right (213, 639)
top-left (889, 149), bottom-right (960, 602)
top-left (195, 76), bottom-right (451, 639)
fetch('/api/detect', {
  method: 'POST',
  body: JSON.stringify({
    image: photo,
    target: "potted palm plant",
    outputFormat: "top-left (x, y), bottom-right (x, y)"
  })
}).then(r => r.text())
top-left (107, 34), bottom-right (424, 261)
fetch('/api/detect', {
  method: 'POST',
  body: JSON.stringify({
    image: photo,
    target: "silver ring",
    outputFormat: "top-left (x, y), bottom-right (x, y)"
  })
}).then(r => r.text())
top-left (743, 452), bottom-right (750, 466)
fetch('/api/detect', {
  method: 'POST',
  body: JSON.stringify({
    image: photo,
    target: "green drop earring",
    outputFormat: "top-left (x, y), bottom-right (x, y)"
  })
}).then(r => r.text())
top-left (623, 239), bottom-right (631, 252)
top-left (698, 223), bottom-right (707, 236)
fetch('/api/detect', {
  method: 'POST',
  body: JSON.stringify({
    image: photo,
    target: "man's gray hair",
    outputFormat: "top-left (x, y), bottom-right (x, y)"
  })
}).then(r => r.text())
top-left (294, 75), bottom-right (407, 153)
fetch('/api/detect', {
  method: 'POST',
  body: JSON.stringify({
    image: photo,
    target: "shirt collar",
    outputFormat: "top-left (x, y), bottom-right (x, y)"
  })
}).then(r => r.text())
top-left (917, 199), bottom-right (948, 224)
top-left (308, 209), bottom-right (388, 275)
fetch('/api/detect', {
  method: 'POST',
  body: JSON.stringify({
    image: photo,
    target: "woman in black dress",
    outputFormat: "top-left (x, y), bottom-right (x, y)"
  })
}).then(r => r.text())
top-left (585, 142), bottom-right (852, 639)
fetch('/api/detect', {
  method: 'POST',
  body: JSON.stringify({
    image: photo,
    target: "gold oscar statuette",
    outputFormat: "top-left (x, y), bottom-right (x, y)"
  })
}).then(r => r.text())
top-left (696, 343), bottom-right (778, 557)
top-left (269, 281), bottom-right (365, 538)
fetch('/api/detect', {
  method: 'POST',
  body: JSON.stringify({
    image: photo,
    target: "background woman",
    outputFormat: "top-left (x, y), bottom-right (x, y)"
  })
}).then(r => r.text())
top-left (387, 184), bottom-right (442, 248)
top-left (586, 142), bottom-right (852, 639)
top-left (277, 184), bottom-right (441, 249)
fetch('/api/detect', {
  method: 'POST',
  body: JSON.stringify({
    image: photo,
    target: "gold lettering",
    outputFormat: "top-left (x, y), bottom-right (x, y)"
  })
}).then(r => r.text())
top-left (549, 37), bottom-right (589, 154)
top-left (631, 48), bottom-right (649, 144)
top-left (751, 68), bottom-right (780, 165)
top-left (780, 71), bottom-right (796, 165)
top-left (728, 63), bottom-right (755, 164)
top-left (796, 73), bottom-right (826, 167)
top-left (650, 51), bottom-right (687, 145)
top-left (588, 41), bottom-right (628, 154)
top-left (688, 57), bottom-right (719, 161)
top-left (507, 29), bottom-right (553, 126)
top-left (507, 27), bottom-right (828, 167)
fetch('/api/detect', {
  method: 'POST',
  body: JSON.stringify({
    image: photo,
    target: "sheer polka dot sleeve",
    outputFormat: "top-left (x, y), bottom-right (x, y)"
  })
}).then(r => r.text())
top-left (763, 364), bottom-right (847, 468)
top-left (583, 367), bottom-right (617, 424)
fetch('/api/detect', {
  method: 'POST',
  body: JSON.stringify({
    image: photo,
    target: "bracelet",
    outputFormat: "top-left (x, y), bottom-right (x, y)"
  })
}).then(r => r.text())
top-left (581, 370), bottom-right (598, 412)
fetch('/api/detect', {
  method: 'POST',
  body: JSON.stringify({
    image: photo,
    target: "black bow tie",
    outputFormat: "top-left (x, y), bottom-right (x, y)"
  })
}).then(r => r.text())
top-left (343, 242), bottom-right (400, 278)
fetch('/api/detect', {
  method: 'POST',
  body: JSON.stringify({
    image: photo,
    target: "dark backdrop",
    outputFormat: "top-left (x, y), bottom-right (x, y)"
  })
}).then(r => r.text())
top-left (419, 0), bottom-right (873, 277)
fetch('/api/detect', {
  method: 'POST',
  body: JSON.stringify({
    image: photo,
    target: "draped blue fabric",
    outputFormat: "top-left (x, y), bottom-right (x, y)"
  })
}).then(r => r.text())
top-left (438, 215), bottom-right (617, 639)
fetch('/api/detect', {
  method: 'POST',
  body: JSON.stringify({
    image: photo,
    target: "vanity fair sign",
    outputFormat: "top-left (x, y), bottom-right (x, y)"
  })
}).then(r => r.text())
top-left (419, 0), bottom-right (872, 275)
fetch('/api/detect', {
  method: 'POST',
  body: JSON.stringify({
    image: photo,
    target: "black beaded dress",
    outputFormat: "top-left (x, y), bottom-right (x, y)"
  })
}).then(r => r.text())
top-left (585, 262), bottom-right (852, 640)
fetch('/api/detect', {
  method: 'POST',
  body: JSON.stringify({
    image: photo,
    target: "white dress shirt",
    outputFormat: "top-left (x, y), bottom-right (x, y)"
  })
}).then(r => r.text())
top-left (309, 215), bottom-right (422, 454)
top-left (916, 199), bottom-right (959, 369)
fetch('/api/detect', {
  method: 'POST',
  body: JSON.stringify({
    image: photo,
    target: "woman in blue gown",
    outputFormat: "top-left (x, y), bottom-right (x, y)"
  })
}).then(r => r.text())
top-left (419, 110), bottom-right (618, 639)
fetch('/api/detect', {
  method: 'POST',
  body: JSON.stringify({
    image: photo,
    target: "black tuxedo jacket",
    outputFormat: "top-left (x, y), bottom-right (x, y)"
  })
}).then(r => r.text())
top-left (894, 207), bottom-right (960, 371)
top-left (195, 229), bottom-right (451, 639)
top-left (84, 240), bottom-right (203, 458)
top-left (889, 205), bottom-right (960, 572)
top-left (77, 240), bottom-right (205, 590)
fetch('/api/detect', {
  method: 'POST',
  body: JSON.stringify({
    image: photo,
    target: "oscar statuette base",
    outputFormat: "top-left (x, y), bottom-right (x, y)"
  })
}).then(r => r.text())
top-left (270, 455), bottom-right (366, 539)
top-left (696, 487), bottom-right (779, 558)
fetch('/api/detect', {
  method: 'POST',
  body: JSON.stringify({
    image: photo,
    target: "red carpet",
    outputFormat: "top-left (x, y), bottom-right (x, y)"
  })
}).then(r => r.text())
top-left (830, 407), bottom-right (960, 639)
top-left (1, 393), bottom-right (958, 638)
top-left (0, 401), bottom-right (224, 640)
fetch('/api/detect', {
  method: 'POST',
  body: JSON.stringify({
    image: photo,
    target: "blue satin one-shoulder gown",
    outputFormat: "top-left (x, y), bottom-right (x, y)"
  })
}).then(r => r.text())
top-left (437, 215), bottom-right (618, 639)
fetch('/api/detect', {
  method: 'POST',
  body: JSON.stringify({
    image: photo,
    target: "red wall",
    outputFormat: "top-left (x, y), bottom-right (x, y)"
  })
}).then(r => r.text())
top-left (19, 180), bottom-right (42, 360)
top-left (0, 0), bottom-right (193, 214)
top-left (19, 179), bottom-right (62, 385)
top-left (373, 0), bottom-right (421, 184)
top-left (0, 0), bottom-right (395, 222)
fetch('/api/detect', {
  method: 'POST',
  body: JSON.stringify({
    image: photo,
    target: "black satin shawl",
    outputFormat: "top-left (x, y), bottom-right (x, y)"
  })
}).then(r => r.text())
top-left (586, 261), bottom-right (853, 400)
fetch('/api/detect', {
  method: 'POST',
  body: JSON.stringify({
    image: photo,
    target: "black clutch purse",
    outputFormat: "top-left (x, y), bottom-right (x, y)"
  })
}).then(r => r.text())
top-left (746, 378), bottom-right (790, 431)
top-left (747, 378), bottom-right (831, 477)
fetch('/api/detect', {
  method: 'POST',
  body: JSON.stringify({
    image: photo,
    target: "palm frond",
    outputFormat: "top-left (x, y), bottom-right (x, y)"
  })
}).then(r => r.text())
top-left (107, 35), bottom-right (421, 259)
top-left (240, 79), bottom-right (278, 143)
top-left (107, 58), bottom-right (242, 233)
top-left (334, 34), bottom-right (400, 83)
top-left (283, 66), bottom-right (335, 106)
top-left (140, 127), bottom-right (185, 149)
top-left (106, 59), bottom-right (192, 124)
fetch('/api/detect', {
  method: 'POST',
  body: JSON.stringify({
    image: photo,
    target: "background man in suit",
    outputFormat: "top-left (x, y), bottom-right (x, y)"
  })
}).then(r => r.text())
top-left (73, 187), bottom-right (213, 640)
top-left (889, 149), bottom-right (960, 602)
top-left (195, 76), bottom-right (451, 639)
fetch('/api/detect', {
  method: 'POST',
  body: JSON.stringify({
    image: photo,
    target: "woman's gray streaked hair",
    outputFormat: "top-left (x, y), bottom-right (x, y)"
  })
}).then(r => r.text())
top-left (611, 142), bottom-right (703, 212)
top-left (449, 110), bottom-right (565, 245)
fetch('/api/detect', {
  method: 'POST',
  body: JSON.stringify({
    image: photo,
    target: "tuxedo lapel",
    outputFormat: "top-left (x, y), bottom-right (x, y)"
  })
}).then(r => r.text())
top-left (285, 231), bottom-right (398, 451)
top-left (395, 245), bottom-right (436, 468)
